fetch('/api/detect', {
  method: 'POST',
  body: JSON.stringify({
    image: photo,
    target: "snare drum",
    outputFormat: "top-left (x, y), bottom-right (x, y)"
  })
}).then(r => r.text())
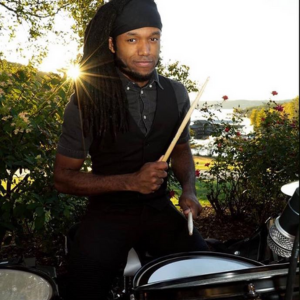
top-left (0, 266), bottom-right (59, 300)
top-left (134, 251), bottom-right (263, 287)
top-left (133, 252), bottom-right (299, 300)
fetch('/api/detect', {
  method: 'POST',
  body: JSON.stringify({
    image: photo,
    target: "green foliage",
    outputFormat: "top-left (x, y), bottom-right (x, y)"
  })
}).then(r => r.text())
top-left (1, 0), bottom-right (105, 43)
top-left (157, 60), bottom-right (198, 93)
top-left (0, 60), bottom-right (87, 250)
top-left (198, 100), bottom-right (299, 225)
top-left (249, 96), bottom-right (299, 131)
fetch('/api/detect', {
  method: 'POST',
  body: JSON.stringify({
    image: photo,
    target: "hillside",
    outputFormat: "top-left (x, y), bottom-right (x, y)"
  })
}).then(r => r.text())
top-left (198, 99), bottom-right (292, 109)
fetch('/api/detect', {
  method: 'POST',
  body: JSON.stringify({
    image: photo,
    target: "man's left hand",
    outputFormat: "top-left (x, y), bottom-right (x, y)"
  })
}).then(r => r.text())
top-left (179, 192), bottom-right (202, 219)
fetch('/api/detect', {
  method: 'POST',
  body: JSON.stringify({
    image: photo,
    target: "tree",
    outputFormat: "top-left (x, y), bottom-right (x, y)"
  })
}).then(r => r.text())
top-left (249, 108), bottom-right (257, 126)
top-left (0, 0), bottom-right (104, 42)
top-left (283, 96), bottom-right (299, 120)
top-left (157, 60), bottom-right (198, 93)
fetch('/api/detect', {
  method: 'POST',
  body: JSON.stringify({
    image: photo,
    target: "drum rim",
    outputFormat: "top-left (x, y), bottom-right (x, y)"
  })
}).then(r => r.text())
top-left (133, 251), bottom-right (264, 287)
top-left (0, 265), bottom-right (59, 298)
top-left (133, 262), bottom-right (297, 295)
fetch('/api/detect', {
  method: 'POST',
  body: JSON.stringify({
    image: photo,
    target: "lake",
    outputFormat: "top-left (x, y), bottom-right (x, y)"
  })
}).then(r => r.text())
top-left (190, 109), bottom-right (254, 156)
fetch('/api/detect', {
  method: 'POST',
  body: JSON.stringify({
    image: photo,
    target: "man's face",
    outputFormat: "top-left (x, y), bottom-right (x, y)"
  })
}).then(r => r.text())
top-left (109, 27), bottom-right (161, 86)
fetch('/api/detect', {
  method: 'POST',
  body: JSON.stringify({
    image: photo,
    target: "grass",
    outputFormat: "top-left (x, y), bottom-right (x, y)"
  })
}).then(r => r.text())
top-left (194, 156), bottom-right (214, 205)
top-left (170, 156), bottom-right (214, 207)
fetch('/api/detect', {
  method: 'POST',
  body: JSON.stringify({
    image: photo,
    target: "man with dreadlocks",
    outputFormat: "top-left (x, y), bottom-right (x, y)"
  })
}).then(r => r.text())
top-left (54, 0), bottom-right (209, 299)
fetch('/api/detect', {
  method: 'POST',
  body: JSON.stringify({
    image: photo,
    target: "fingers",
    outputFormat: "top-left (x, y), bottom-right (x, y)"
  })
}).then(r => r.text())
top-left (135, 161), bottom-right (168, 194)
top-left (179, 197), bottom-right (202, 219)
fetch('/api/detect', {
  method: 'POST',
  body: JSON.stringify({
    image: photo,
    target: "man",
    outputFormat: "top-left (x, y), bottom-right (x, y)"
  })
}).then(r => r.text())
top-left (54, 0), bottom-right (208, 299)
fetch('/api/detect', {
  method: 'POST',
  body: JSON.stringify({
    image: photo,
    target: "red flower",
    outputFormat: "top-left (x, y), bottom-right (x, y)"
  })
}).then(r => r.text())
top-left (261, 118), bottom-right (265, 122)
top-left (222, 95), bottom-right (228, 101)
top-left (274, 105), bottom-right (284, 112)
top-left (236, 132), bottom-right (241, 137)
top-left (225, 127), bottom-right (230, 132)
top-left (204, 163), bottom-right (210, 167)
top-left (218, 143), bottom-right (222, 147)
top-left (195, 169), bottom-right (200, 177)
top-left (271, 91), bottom-right (278, 96)
top-left (169, 190), bottom-right (175, 198)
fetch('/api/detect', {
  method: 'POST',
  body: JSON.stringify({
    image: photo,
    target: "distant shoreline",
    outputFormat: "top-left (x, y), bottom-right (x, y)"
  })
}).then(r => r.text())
top-left (193, 99), bottom-right (293, 110)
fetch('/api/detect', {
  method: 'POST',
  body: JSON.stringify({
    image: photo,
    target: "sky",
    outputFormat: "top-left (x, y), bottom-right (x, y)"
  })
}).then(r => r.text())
top-left (1, 0), bottom-right (299, 101)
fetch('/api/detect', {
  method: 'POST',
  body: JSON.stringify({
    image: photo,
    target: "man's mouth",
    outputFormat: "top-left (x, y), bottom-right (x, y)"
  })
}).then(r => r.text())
top-left (134, 61), bottom-right (153, 68)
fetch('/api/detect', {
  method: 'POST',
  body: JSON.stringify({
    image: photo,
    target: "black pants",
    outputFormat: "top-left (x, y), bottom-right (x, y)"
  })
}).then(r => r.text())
top-left (66, 201), bottom-right (209, 300)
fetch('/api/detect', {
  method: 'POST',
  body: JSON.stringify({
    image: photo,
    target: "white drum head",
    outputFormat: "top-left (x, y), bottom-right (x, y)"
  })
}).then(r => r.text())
top-left (281, 181), bottom-right (299, 196)
top-left (0, 269), bottom-right (53, 300)
top-left (148, 255), bottom-right (259, 283)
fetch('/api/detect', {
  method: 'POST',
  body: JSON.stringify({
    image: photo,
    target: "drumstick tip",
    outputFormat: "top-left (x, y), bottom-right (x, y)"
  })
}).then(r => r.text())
top-left (188, 211), bottom-right (193, 236)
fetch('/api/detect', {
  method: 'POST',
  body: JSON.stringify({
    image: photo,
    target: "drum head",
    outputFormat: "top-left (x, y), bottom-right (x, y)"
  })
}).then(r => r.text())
top-left (281, 181), bottom-right (299, 196)
top-left (0, 267), bottom-right (55, 300)
top-left (134, 251), bottom-right (263, 287)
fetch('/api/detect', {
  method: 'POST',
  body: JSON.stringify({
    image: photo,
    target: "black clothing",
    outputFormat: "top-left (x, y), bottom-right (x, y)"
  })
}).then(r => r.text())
top-left (58, 73), bottom-right (209, 300)
top-left (57, 71), bottom-right (190, 159)
top-left (67, 202), bottom-right (208, 300)
top-left (89, 76), bottom-right (179, 210)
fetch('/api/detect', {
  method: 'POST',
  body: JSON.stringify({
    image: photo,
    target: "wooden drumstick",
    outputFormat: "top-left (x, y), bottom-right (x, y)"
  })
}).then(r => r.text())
top-left (160, 77), bottom-right (210, 163)
top-left (188, 211), bottom-right (193, 236)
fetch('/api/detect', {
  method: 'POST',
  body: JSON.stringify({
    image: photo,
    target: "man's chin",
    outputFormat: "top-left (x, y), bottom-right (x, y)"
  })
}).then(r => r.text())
top-left (119, 67), bottom-right (154, 83)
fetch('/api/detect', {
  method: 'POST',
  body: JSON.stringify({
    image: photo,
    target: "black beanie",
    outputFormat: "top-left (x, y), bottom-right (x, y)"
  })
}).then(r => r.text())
top-left (111, 0), bottom-right (162, 37)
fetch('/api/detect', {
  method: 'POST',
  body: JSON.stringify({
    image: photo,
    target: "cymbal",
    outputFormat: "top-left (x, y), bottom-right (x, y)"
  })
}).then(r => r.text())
top-left (281, 181), bottom-right (299, 196)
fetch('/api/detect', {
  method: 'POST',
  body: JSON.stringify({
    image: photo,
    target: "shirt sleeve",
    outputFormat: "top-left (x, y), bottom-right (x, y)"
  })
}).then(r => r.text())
top-left (169, 80), bottom-right (191, 144)
top-left (56, 95), bottom-right (92, 159)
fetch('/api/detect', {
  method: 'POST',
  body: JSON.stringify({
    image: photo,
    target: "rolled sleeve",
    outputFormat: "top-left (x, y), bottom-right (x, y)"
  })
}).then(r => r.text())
top-left (57, 96), bottom-right (92, 159)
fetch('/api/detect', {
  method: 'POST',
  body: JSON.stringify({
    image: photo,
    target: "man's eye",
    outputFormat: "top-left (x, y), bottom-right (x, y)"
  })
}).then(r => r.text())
top-left (127, 38), bottom-right (136, 42)
top-left (151, 38), bottom-right (159, 42)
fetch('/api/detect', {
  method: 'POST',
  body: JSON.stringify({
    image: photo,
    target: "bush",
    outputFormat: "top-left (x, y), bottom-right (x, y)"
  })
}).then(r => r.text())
top-left (198, 97), bottom-right (299, 224)
top-left (0, 61), bottom-right (87, 250)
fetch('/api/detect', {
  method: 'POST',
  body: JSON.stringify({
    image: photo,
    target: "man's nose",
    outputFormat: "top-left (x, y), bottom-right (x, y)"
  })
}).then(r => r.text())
top-left (138, 41), bottom-right (150, 56)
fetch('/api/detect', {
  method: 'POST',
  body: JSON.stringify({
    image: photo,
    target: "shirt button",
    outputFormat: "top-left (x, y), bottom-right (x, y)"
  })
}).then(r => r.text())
top-left (127, 87), bottom-right (130, 90)
top-left (141, 90), bottom-right (144, 95)
top-left (144, 115), bottom-right (147, 119)
top-left (149, 85), bottom-right (152, 88)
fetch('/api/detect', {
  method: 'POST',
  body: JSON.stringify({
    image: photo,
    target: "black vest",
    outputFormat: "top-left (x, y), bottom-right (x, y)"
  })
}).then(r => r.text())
top-left (89, 76), bottom-right (181, 207)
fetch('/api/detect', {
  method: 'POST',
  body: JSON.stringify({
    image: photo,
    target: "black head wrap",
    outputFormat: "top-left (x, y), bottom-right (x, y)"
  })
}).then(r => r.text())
top-left (111, 0), bottom-right (162, 37)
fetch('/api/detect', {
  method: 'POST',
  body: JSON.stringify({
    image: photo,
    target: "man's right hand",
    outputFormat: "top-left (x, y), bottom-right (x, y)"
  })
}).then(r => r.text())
top-left (132, 161), bottom-right (168, 194)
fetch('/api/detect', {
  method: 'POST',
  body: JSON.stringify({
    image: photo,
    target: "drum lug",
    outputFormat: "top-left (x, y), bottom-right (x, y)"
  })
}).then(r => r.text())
top-left (246, 283), bottom-right (262, 299)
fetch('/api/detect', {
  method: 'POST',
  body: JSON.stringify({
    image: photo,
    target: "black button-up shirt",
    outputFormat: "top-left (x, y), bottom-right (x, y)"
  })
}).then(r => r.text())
top-left (57, 69), bottom-right (190, 159)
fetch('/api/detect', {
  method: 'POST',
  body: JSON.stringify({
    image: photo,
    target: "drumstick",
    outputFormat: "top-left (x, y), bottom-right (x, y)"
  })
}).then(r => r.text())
top-left (160, 77), bottom-right (210, 163)
top-left (188, 211), bottom-right (193, 236)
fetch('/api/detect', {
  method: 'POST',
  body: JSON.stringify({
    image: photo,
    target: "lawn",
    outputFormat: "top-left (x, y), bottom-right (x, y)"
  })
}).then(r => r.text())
top-left (171, 156), bottom-right (214, 207)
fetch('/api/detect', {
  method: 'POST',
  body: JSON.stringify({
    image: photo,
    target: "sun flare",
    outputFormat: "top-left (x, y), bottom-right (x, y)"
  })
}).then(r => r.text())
top-left (67, 64), bottom-right (81, 80)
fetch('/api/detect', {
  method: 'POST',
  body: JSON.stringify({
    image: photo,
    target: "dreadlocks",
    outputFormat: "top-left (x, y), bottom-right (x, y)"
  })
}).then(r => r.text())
top-left (75, 0), bottom-right (133, 138)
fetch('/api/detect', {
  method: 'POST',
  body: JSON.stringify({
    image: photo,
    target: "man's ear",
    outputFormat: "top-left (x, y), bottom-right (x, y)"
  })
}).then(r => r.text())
top-left (108, 37), bottom-right (116, 53)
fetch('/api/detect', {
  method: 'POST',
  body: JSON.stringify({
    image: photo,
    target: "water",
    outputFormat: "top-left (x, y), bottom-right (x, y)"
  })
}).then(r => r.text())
top-left (190, 109), bottom-right (254, 156)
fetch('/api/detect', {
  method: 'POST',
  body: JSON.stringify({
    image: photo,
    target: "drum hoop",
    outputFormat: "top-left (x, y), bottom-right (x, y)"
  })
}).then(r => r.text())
top-left (133, 251), bottom-right (264, 287)
top-left (133, 262), bottom-right (299, 297)
top-left (0, 265), bottom-right (59, 298)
